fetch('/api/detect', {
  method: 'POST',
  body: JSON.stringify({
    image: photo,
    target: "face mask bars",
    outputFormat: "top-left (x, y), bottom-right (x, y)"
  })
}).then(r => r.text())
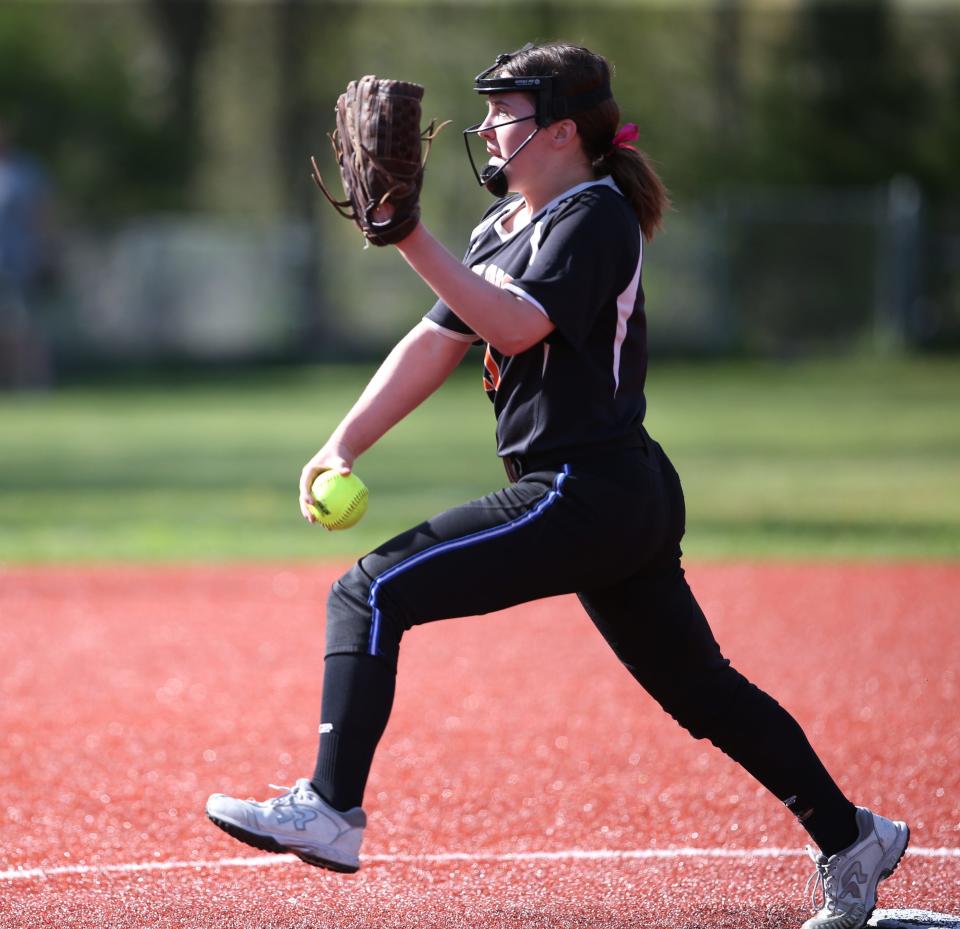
top-left (462, 114), bottom-right (540, 199)
top-left (462, 45), bottom-right (553, 198)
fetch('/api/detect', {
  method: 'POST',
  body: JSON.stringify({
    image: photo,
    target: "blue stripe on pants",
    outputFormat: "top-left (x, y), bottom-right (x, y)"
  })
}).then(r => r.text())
top-left (367, 467), bottom-right (569, 656)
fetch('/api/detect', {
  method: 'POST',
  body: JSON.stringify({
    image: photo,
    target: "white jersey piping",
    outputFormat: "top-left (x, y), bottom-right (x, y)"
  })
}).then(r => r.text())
top-left (501, 282), bottom-right (550, 319)
top-left (528, 220), bottom-right (544, 265)
top-left (469, 196), bottom-right (523, 251)
top-left (612, 236), bottom-right (643, 396)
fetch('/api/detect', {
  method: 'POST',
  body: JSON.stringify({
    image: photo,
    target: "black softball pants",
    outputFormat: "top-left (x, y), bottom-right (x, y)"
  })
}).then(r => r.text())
top-left (313, 436), bottom-right (856, 853)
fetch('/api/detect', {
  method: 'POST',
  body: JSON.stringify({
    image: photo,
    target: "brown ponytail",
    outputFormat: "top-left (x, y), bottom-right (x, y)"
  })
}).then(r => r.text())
top-left (497, 42), bottom-right (670, 241)
top-left (600, 145), bottom-right (670, 242)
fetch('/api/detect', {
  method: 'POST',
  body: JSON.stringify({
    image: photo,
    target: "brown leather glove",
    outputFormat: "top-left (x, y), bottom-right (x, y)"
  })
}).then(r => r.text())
top-left (311, 76), bottom-right (444, 247)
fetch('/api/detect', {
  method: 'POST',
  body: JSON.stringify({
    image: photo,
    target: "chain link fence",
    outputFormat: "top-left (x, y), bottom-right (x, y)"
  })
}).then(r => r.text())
top-left (646, 179), bottom-right (956, 355)
top-left (16, 181), bottom-right (960, 378)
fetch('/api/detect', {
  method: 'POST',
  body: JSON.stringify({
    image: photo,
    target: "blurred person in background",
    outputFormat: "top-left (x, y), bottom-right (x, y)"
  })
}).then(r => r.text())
top-left (0, 117), bottom-right (57, 389)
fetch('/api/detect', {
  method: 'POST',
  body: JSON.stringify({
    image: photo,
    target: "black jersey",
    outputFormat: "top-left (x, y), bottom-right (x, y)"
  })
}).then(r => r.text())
top-left (425, 176), bottom-right (647, 460)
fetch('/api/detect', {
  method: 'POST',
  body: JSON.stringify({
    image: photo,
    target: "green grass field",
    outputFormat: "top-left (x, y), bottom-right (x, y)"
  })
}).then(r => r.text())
top-left (1, 357), bottom-right (958, 562)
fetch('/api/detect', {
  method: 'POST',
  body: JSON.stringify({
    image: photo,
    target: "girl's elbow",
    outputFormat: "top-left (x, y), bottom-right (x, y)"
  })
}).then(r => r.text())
top-left (492, 321), bottom-right (555, 356)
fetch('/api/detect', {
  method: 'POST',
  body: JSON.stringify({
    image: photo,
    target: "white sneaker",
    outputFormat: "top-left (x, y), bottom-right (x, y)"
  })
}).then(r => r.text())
top-left (801, 807), bottom-right (910, 929)
top-left (206, 778), bottom-right (366, 873)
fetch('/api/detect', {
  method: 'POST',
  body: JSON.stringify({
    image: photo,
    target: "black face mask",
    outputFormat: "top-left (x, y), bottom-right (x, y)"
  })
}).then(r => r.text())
top-left (465, 44), bottom-right (613, 198)
top-left (462, 113), bottom-right (540, 199)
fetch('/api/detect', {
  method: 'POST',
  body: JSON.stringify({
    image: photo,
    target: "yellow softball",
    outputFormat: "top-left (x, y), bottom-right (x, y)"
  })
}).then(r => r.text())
top-left (307, 471), bottom-right (369, 530)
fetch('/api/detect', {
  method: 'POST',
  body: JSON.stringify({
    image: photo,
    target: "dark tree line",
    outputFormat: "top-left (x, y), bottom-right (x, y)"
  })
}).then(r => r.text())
top-left (1, 0), bottom-right (958, 219)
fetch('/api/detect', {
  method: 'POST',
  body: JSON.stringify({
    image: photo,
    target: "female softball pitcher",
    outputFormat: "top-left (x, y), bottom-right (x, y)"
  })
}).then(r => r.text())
top-left (207, 43), bottom-right (909, 929)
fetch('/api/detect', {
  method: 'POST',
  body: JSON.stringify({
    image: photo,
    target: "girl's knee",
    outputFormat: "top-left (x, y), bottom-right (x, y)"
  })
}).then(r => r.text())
top-left (325, 563), bottom-right (405, 666)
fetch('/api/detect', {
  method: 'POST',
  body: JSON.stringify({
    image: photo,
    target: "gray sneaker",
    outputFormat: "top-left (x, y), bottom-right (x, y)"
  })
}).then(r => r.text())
top-left (801, 807), bottom-right (910, 929)
top-left (206, 778), bottom-right (366, 873)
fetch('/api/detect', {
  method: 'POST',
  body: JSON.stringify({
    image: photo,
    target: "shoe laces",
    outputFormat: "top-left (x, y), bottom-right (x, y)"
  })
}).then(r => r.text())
top-left (805, 845), bottom-right (841, 914)
top-left (266, 780), bottom-right (313, 807)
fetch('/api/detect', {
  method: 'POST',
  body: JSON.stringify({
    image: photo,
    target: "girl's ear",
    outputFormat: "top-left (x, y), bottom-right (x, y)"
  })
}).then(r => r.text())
top-left (550, 118), bottom-right (579, 149)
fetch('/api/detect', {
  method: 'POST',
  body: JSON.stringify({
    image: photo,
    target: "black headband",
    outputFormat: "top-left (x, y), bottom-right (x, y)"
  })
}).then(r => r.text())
top-left (473, 44), bottom-right (612, 128)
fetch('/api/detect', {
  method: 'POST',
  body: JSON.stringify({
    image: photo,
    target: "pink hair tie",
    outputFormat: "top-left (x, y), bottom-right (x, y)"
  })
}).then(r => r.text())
top-left (607, 122), bottom-right (639, 156)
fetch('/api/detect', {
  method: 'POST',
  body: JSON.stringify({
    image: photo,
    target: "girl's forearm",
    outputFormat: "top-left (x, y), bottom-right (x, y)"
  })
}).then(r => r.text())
top-left (328, 321), bottom-right (470, 458)
top-left (395, 224), bottom-right (553, 355)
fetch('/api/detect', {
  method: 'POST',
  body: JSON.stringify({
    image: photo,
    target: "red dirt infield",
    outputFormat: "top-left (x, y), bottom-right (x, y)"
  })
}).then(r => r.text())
top-left (1, 562), bottom-right (958, 928)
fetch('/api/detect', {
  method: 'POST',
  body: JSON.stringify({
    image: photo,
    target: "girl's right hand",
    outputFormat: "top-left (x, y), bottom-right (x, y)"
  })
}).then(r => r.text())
top-left (299, 442), bottom-right (356, 523)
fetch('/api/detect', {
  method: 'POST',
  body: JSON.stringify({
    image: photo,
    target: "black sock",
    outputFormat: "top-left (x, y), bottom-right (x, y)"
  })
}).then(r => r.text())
top-left (786, 794), bottom-right (860, 857)
top-left (311, 653), bottom-right (396, 812)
